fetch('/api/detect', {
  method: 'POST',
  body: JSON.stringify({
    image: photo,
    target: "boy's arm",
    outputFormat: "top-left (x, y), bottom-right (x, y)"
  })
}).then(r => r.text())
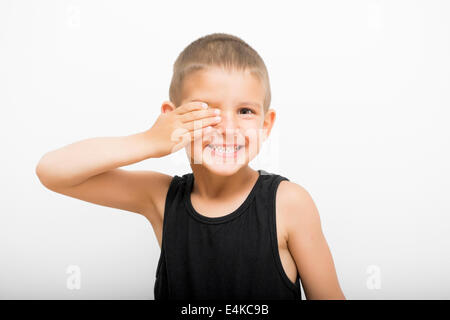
top-left (35, 131), bottom-right (171, 222)
top-left (278, 181), bottom-right (346, 300)
top-left (35, 101), bottom-right (218, 224)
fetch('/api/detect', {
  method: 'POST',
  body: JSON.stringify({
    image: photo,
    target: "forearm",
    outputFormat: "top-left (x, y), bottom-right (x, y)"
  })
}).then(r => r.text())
top-left (36, 130), bottom-right (156, 187)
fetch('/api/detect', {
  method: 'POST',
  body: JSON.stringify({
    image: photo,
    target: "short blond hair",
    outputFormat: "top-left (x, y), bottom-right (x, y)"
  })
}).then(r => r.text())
top-left (169, 33), bottom-right (271, 113)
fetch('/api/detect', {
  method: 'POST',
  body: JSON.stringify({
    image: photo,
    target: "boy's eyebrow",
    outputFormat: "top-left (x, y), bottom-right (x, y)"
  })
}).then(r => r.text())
top-left (188, 99), bottom-right (262, 109)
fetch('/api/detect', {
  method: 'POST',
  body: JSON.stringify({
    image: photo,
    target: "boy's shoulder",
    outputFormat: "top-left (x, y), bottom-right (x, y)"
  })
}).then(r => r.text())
top-left (254, 169), bottom-right (316, 218)
top-left (277, 178), bottom-right (311, 206)
top-left (275, 176), bottom-right (319, 229)
top-left (259, 170), bottom-right (307, 194)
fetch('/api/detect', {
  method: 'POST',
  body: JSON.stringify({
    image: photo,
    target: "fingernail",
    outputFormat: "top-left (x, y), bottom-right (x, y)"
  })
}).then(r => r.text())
top-left (214, 109), bottom-right (221, 114)
top-left (202, 103), bottom-right (208, 109)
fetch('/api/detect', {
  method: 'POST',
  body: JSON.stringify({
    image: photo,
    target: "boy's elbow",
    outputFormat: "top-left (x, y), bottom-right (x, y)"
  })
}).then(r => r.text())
top-left (35, 157), bottom-right (58, 189)
top-left (35, 160), bottom-right (50, 188)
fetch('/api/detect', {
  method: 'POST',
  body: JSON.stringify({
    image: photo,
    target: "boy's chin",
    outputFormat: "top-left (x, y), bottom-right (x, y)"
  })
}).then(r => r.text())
top-left (201, 161), bottom-right (246, 176)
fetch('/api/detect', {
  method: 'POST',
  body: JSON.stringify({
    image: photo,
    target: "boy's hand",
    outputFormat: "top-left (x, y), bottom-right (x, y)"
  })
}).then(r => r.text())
top-left (145, 101), bottom-right (221, 158)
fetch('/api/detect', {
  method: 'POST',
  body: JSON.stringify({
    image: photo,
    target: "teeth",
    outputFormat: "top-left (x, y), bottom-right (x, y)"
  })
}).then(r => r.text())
top-left (207, 145), bottom-right (242, 153)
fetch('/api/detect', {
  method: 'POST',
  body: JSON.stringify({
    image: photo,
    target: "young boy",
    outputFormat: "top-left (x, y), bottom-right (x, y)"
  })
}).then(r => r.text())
top-left (36, 33), bottom-right (345, 300)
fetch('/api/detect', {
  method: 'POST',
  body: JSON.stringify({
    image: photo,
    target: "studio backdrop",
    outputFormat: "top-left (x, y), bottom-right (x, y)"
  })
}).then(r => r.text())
top-left (1, 0), bottom-right (449, 299)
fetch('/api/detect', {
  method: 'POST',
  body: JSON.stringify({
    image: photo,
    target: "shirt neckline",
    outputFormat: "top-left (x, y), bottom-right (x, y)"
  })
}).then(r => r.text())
top-left (184, 169), bottom-right (263, 225)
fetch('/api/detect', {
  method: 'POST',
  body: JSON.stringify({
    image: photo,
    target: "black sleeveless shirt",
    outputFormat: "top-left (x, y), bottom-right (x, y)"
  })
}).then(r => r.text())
top-left (154, 169), bottom-right (302, 300)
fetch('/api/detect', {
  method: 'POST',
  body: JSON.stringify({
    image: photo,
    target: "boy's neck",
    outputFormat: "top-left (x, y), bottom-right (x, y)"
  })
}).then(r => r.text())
top-left (190, 165), bottom-right (259, 200)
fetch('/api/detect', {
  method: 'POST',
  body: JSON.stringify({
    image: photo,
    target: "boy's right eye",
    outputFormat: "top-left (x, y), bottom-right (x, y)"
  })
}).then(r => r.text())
top-left (239, 108), bottom-right (255, 115)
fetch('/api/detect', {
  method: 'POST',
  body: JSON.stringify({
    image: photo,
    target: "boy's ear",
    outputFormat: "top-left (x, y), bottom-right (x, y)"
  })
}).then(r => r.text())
top-left (161, 100), bottom-right (176, 114)
top-left (262, 108), bottom-right (276, 142)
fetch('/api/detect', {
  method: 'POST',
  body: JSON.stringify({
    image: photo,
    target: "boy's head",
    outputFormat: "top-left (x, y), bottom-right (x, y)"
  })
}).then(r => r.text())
top-left (169, 33), bottom-right (271, 113)
top-left (162, 33), bottom-right (276, 175)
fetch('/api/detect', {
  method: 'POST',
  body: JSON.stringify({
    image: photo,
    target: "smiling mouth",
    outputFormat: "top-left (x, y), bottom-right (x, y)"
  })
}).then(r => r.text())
top-left (205, 144), bottom-right (244, 155)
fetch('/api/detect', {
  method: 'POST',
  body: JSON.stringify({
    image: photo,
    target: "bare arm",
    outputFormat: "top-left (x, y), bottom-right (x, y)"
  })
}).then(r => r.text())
top-left (278, 181), bottom-right (346, 300)
top-left (35, 101), bottom-right (221, 222)
top-left (36, 132), bottom-right (155, 188)
top-left (35, 131), bottom-right (171, 218)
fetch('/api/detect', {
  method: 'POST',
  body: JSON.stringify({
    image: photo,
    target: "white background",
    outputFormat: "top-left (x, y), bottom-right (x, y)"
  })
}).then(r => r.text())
top-left (1, 0), bottom-right (449, 299)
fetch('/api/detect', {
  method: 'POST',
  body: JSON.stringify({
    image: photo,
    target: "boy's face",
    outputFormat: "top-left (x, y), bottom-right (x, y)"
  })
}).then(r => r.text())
top-left (180, 66), bottom-right (276, 176)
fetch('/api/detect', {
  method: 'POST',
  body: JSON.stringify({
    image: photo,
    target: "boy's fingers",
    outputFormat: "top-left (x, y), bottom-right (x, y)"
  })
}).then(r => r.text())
top-left (192, 126), bottom-right (214, 141)
top-left (175, 102), bottom-right (208, 115)
top-left (180, 127), bottom-right (203, 145)
top-left (183, 116), bottom-right (221, 131)
top-left (180, 108), bottom-right (218, 123)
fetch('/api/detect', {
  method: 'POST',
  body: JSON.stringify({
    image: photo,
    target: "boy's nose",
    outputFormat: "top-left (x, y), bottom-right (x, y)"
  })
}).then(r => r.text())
top-left (210, 111), bottom-right (244, 141)
top-left (213, 111), bottom-right (239, 133)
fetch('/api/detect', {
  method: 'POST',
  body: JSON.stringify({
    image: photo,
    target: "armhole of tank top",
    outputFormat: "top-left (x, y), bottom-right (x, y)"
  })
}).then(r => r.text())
top-left (269, 175), bottom-right (302, 295)
top-left (155, 175), bottom-right (180, 278)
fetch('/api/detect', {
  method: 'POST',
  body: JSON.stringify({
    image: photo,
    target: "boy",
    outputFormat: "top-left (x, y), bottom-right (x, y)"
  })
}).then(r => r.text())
top-left (36, 33), bottom-right (345, 300)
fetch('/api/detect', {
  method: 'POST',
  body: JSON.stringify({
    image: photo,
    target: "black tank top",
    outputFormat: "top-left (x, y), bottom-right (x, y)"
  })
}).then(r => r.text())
top-left (154, 169), bottom-right (302, 300)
